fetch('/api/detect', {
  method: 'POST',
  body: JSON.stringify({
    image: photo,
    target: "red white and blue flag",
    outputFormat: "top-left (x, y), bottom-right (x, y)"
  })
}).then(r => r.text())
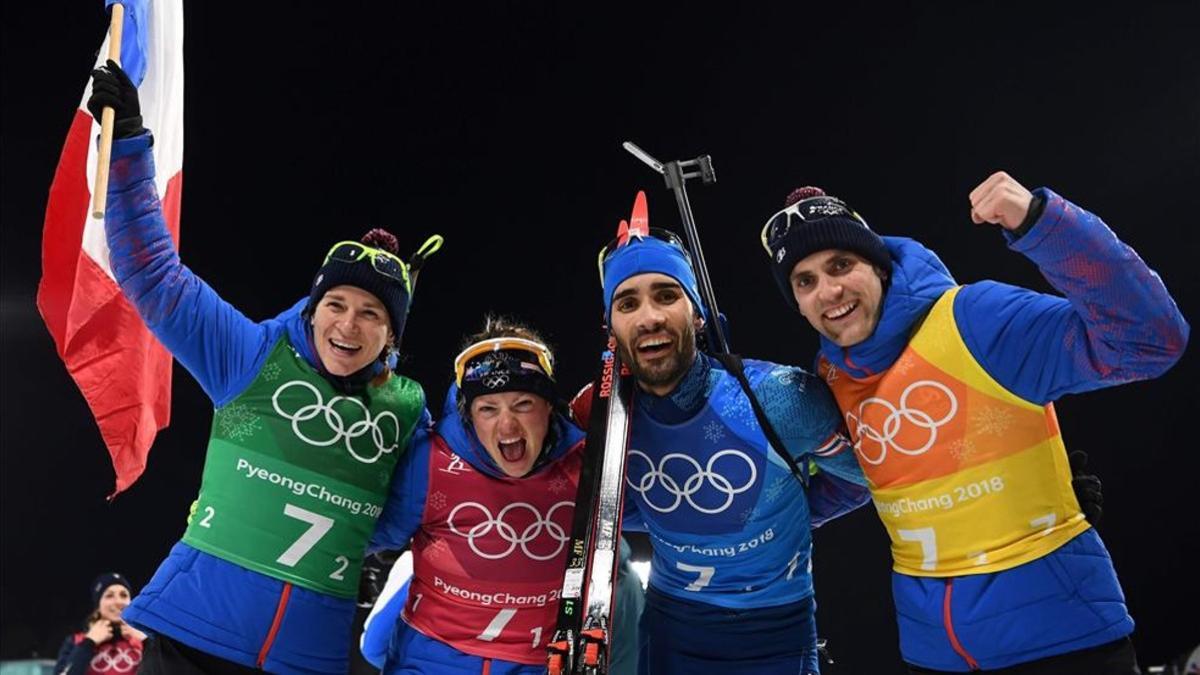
top-left (36, 0), bottom-right (184, 495)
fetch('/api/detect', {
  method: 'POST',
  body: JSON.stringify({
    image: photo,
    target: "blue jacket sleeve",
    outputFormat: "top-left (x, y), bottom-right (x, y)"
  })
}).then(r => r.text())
top-left (756, 367), bottom-right (867, 486)
top-left (54, 635), bottom-right (94, 675)
top-left (956, 188), bottom-right (1189, 404)
top-left (360, 552), bottom-right (414, 669)
top-left (756, 366), bottom-right (871, 524)
top-left (104, 135), bottom-right (277, 405)
top-left (368, 411), bottom-right (433, 553)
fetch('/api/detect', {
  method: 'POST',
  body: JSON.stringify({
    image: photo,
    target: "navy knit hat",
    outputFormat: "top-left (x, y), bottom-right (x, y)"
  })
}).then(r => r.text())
top-left (761, 187), bottom-right (891, 310)
top-left (91, 572), bottom-right (132, 606)
top-left (304, 229), bottom-right (442, 353)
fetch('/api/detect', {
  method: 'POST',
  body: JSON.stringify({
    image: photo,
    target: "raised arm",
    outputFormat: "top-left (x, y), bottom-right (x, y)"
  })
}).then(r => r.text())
top-left (960, 172), bottom-right (1189, 403)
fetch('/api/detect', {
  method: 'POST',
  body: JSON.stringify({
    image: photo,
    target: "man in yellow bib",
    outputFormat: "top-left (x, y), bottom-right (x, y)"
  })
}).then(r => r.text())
top-left (756, 172), bottom-right (1188, 673)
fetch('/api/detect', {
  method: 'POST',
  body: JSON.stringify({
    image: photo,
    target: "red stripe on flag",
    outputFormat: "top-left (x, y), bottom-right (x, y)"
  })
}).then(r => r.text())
top-left (36, 110), bottom-right (183, 496)
top-left (37, 109), bottom-right (93, 350)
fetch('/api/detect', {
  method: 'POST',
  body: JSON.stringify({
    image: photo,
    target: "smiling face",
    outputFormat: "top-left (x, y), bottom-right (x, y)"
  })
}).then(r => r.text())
top-left (311, 285), bottom-right (393, 376)
top-left (97, 584), bottom-right (131, 623)
top-left (469, 391), bottom-right (553, 477)
top-left (789, 249), bottom-right (886, 347)
top-left (609, 273), bottom-right (700, 396)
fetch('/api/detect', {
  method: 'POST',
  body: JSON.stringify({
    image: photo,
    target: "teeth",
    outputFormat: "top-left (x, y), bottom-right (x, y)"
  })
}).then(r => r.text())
top-left (824, 302), bottom-right (857, 320)
top-left (639, 338), bottom-right (670, 349)
top-left (500, 438), bottom-right (521, 444)
top-left (331, 339), bottom-right (360, 350)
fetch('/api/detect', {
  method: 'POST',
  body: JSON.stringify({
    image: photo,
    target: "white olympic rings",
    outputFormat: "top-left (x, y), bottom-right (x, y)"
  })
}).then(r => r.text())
top-left (845, 379), bottom-right (958, 465)
top-left (447, 501), bottom-right (573, 561)
top-left (91, 645), bottom-right (142, 673)
top-left (271, 380), bottom-right (399, 464)
top-left (625, 449), bottom-right (757, 514)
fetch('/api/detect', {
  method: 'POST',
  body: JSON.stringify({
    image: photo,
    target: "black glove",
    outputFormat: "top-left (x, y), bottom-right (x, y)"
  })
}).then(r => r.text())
top-left (87, 59), bottom-right (145, 139)
top-left (357, 552), bottom-right (387, 609)
top-left (1069, 450), bottom-right (1103, 525)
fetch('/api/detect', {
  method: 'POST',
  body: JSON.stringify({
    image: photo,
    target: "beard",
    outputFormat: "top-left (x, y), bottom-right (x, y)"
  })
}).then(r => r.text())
top-left (617, 318), bottom-right (698, 393)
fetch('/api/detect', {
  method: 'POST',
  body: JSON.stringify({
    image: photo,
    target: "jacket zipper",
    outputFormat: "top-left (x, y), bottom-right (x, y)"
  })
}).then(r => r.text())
top-left (256, 581), bottom-right (293, 669)
top-left (943, 579), bottom-right (980, 671)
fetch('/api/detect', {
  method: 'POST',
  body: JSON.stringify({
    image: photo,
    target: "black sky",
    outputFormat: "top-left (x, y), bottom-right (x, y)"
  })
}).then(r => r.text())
top-left (3, 2), bottom-right (1198, 671)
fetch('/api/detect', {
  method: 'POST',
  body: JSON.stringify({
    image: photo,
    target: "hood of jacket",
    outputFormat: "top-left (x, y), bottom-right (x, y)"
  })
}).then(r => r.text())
top-left (818, 236), bottom-right (956, 377)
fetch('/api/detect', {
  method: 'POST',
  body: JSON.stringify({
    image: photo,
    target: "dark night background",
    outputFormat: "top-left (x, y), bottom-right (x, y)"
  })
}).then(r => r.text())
top-left (2, 2), bottom-right (1198, 671)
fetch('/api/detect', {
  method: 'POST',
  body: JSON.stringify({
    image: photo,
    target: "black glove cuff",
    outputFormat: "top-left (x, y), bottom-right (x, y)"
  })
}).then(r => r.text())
top-left (113, 115), bottom-right (146, 140)
top-left (1010, 192), bottom-right (1047, 240)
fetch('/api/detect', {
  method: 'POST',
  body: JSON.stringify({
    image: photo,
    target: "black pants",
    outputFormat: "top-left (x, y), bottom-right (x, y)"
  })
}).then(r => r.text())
top-left (140, 634), bottom-right (262, 675)
top-left (907, 637), bottom-right (1140, 675)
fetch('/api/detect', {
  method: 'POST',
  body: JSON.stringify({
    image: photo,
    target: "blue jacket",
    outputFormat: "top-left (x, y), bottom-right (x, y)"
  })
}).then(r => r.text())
top-left (817, 189), bottom-right (1188, 670)
top-left (365, 386), bottom-right (644, 674)
top-left (105, 134), bottom-right (428, 674)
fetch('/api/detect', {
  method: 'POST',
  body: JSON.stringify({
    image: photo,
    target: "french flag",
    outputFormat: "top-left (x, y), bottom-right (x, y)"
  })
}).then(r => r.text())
top-left (36, 0), bottom-right (183, 496)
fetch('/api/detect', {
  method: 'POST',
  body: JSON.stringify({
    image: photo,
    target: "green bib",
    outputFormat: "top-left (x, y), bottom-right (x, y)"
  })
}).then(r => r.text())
top-left (182, 337), bottom-right (424, 597)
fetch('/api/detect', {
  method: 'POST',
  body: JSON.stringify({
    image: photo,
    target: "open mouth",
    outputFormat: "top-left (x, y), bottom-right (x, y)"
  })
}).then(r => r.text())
top-left (636, 336), bottom-right (673, 360)
top-left (498, 438), bottom-right (527, 464)
top-left (329, 338), bottom-right (362, 356)
top-left (823, 301), bottom-right (859, 322)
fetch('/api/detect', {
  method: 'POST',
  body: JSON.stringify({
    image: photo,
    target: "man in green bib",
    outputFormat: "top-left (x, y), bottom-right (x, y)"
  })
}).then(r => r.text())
top-left (90, 59), bottom-right (440, 674)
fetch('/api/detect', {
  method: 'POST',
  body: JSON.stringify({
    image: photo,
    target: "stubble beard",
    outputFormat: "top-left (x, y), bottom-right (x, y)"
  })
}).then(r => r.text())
top-left (618, 320), bottom-right (698, 393)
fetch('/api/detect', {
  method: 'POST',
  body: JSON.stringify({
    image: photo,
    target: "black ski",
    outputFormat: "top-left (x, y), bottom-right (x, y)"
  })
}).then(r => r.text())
top-left (548, 335), bottom-right (634, 675)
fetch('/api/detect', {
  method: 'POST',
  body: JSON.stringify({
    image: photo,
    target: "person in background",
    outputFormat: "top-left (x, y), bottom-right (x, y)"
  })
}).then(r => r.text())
top-left (55, 573), bottom-right (146, 675)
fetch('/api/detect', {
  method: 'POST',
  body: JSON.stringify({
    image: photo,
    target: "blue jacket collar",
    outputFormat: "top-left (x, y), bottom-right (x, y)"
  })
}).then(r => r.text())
top-left (818, 236), bottom-right (956, 377)
top-left (634, 352), bottom-right (714, 424)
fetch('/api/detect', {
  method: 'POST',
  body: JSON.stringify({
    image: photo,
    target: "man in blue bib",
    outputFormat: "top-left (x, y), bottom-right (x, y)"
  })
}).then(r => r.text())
top-left (573, 195), bottom-right (871, 674)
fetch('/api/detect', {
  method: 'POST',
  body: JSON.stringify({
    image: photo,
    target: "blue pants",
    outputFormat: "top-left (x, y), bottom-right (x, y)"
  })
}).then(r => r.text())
top-left (637, 586), bottom-right (821, 675)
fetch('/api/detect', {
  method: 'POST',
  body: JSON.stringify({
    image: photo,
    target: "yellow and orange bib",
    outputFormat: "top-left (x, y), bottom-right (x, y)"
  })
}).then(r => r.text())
top-left (820, 287), bottom-right (1088, 576)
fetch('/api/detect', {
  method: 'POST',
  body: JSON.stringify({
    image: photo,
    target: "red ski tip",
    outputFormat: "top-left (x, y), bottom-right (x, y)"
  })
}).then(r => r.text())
top-left (615, 219), bottom-right (630, 246)
top-left (629, 190), bottom-right (649, 239)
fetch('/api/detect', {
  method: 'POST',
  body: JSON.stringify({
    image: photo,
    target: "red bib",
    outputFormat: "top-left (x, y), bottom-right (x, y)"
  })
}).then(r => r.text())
top-left (404, 437), bottom-right (583, 664)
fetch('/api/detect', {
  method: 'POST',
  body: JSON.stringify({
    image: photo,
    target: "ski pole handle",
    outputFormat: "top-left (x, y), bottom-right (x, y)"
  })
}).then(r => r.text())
top-left (91, 2), bottom-right (125, 220)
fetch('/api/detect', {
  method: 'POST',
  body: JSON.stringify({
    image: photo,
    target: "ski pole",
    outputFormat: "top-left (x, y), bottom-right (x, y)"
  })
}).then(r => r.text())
top-left (621, 142), bottom-right (727, 355)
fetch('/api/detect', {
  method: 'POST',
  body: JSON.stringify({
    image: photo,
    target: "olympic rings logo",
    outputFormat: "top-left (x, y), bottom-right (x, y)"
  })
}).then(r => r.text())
top-left (845, 380), bottom-right (958, 466)
top-left (91, 645), bottom-right (141, 673)
top-left (482, 372), bottom-right (509, 389)
top-left (447, 501), bottom-right (573, 561)
top-left (272, 380), bottom-right (399, 464)
top-left (625, 449), bottom-right (757, 514)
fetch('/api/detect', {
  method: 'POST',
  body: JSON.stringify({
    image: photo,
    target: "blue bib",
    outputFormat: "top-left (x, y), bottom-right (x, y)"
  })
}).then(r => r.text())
top-left (628, 367), bottom-right (815, 609)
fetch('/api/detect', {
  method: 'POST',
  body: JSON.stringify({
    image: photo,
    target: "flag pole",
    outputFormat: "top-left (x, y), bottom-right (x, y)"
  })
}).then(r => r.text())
top-left (91, 2), bottom-right (125, 220)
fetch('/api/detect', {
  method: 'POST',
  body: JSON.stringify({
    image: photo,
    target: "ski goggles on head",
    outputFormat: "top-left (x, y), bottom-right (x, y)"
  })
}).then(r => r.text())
top-left (596, 227), bottom-right (692, 286)
top-left (454, 337), bottom-right (555, 389)
top-left (323, 241), bottom-right (413, 292)
top-left (759, 196), bottom-right (868, 254)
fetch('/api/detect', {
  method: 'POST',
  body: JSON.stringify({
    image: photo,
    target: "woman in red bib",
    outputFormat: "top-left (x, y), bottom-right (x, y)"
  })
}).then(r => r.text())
top-left (366, 317), bottom-right (642, 674)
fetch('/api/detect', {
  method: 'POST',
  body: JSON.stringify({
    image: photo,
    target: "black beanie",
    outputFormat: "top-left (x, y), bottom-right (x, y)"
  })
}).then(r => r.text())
top-left (304, 229), bottom-right (413, 350)
top-left (762, 187), bottom-right (891, 310)
top-left (91, 572), bottom-right (132, 606)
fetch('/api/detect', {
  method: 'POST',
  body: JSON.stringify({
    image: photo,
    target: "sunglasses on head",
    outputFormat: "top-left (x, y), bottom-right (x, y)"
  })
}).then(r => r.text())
top-left (453, 337), bottom-right (555, 388)
top-left (323, 241), bottom-right (412, 292)
top-left (759, 196), bottom-right (868, 255)
top-left (596, 228), bottom-right (692, 286)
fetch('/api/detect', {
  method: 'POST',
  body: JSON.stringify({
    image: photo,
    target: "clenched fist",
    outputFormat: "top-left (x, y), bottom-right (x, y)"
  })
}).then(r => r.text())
top-left (969, 171), bottom-right (1033, 231)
